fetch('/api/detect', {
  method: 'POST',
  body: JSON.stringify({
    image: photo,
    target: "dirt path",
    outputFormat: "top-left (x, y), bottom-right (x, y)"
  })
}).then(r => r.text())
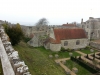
top-left (76, 51), bottom-right (100, 68)
top-left (75, 51), bottom-right (86, 56)
top-left (55, 58), bottom-right (76, 75)
top-left (55, 51), bottom-right (100, 75)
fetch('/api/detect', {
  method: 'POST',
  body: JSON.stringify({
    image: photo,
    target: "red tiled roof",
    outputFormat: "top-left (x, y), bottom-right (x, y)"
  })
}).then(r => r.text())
top-left (50, 28), bottom-right (87, 44)
top-left (62, 24), bottom-right (76, 27)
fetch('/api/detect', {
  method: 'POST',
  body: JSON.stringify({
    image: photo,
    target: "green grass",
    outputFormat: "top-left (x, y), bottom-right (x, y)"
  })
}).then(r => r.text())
top-left (13, 42), bottom-right (82, 75)
top-left (35, 47), bottom-right (81, 58)
top-left (13, 42), bottom-right (65, 75)
top-left (80, 49), bottom-right (98, 54)
top-left (65, 60), bottom-right (92, 75)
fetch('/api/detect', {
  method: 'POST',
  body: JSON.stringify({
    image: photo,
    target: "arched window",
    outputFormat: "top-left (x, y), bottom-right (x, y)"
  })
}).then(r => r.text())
top-left (64, 41), bottom-right (68, 46)
top-left (76, 40), bottom-right (80, 45)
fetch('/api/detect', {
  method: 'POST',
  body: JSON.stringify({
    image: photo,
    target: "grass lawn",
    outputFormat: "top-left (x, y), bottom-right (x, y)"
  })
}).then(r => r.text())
top-left (65, 60), bottom-right (92, 75)
top-left (80, 49), bottom-right (98, 54)
top-left (36, 47), bottom-right (81, 58)
top-left (13, 42), bottom-right (65, 75)
top-left (13, 41), bottom-right (82, 75)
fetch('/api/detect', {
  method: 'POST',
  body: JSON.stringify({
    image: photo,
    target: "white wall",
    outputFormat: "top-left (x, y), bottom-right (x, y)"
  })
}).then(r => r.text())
top-left (50, 43), bottom-right (61, 51)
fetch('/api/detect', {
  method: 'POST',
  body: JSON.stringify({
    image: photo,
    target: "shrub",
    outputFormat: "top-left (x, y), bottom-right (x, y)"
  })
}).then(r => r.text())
top-left (61, 47), bottom-right (66, 52)
top-left (85, 46), bottom-right (91, 50)
top-left (67, 48), bottom-right (72, 52)
top-left (3, 23), bottom-right (23, 45)
top-left (23, 37), bottom-right (31, 43)
top-left (71, 56), bottom-right (99, 73)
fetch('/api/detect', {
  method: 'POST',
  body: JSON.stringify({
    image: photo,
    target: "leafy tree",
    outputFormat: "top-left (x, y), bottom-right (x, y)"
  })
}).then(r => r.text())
top-left (3, 23), bottom-right (23, 45)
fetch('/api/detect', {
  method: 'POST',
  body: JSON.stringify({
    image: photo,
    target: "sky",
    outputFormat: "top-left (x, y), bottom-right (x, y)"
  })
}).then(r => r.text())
top-left (0, 0), bottom-right (100, 26)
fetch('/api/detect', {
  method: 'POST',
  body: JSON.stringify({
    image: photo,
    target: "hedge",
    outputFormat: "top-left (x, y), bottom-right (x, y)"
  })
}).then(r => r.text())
top-left (71, 56), bottom-right (98, 74)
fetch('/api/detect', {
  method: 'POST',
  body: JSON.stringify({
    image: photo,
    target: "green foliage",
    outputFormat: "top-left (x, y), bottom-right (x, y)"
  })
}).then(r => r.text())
top-left (71, 56), bottom-right (98, 74)
top-left (23, 37), bottom-right (31, 43)
top-left (3, 23), bottom-right (23, 45)
top-left (85, 46), bottom-right (91, 50)
top-left (61, 47), bottom-right (73, 52)
top-left (65, 60), bottom-right (92, 75)
top-left (61, 47), bottom-right (66, 52)
top-left (2, 23), bottom-right (8, 32)
top-left (67, 48), bottom-right (72, 52)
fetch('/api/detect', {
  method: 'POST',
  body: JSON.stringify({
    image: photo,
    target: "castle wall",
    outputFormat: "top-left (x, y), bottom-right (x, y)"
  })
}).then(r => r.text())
top-left (90, 41), bottom-right (100, 49)
top-left (0, 26), bottom-right (31, 75)
top-left (0, 38), bottom-right (15, 75)
top-left (81, 17), bottom-right (100, 40)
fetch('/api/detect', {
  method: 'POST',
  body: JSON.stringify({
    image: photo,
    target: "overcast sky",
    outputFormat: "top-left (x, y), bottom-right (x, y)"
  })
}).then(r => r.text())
top-left (0, 0), bottom-right (100, 26)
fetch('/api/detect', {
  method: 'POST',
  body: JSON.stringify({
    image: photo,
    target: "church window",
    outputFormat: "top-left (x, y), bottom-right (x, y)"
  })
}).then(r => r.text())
top-left (64, 41), bottom-right (68, 46)
top-left (76, 40), bottom-right (80, 45)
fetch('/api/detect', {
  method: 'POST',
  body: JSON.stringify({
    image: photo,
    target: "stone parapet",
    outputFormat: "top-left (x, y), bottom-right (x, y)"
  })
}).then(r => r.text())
top-left (0, 26), bottom-right (31, 75)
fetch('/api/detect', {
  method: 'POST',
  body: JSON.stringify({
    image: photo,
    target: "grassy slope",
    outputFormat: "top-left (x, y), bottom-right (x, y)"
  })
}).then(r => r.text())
top-left (65, 60), bottom-right (92, 75)
top-left (13, 42), bottom-right (65, 75)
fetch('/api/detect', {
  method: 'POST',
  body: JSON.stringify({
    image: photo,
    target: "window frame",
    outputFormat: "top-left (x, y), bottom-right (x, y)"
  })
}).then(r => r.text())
top-left (64, 41), bottom-right (68, 46)
top-left (76, 40), bottom-right (80, 45)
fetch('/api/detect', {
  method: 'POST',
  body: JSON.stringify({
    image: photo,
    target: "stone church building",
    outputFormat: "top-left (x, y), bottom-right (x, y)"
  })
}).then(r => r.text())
top-left (44, 28), bottom-right (88, 51)
top-left (81, 17), bottom-right (100, 40)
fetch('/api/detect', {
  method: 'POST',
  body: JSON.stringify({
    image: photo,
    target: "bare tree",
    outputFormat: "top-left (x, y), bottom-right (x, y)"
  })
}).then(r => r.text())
top-left (36, 18), bottom-right (48, 26)
top-left (36, 18), bottom-right (48, 30)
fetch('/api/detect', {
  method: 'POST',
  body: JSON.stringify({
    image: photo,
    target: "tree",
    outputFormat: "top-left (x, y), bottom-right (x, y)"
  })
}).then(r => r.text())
top-left (3, 23), bottom-right (23, 45)
top-left (36, 18), bottom-right (48, 26)
top-left (36, 18), bottom-right (48, 31)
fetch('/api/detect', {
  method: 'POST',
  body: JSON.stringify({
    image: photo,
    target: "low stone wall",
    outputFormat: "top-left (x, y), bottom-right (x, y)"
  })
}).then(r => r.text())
top-left (0, 38), bottom-right (15, 75)
top-left (0, 26), bottom-right (31, 75)
top-left (90, 41), bottom-right (100, 49)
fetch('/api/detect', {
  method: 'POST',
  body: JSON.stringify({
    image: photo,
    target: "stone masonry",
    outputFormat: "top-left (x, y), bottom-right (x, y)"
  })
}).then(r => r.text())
top-left (0, 26), bottom-right (31, 75)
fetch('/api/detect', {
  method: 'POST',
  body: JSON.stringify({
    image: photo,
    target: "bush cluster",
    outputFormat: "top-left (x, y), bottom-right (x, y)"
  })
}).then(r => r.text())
top-left (3, 23), bottom-right (23, 45)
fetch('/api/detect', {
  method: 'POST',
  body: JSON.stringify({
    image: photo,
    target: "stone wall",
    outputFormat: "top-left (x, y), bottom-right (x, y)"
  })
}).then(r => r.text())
top-left (49, 28), bottom-right (56, 40)
top-left (28, 31), bottom-right (47, 47)
top-left (44, 42), bottom-right (50, 49)
top-left (0, 38), bottom-right (15, 75)
top-left (61, 38), bottom-right (88, 50)
top-left (50, 43), bottom-right (61, 51)
top-left (0, 26), bottom-right (31, 75)
top-left (90, 41), bottom-right (100, 49)
top-left (81, 17), bottom-right (100, 40)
